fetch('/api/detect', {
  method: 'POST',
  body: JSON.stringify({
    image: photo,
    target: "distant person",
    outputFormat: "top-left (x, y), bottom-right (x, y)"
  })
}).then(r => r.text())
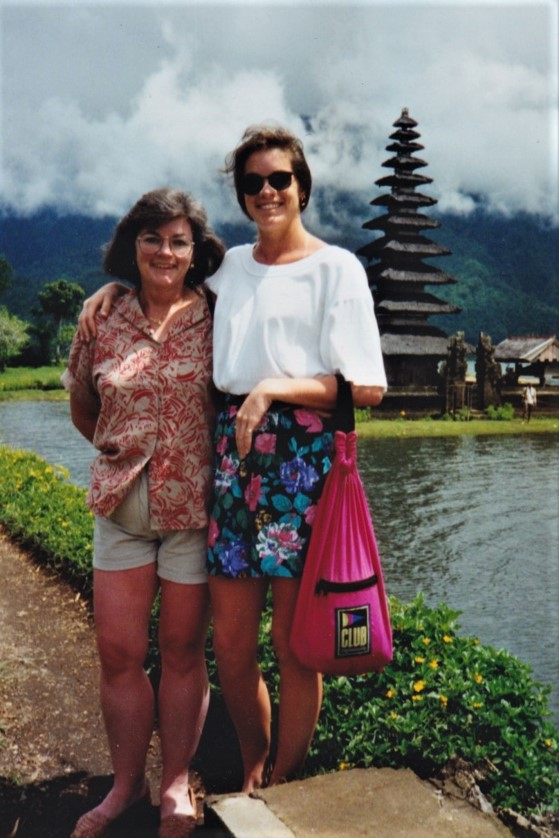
top-left (64, 188), bottom-right (224, 838)
top-left (78, 125), bottom-right (387, 794)
top-left (522, 383), bottom-right (537, 422)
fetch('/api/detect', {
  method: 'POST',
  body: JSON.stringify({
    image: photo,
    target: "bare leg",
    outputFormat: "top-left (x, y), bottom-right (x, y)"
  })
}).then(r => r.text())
top-left (209, 577), bottom-right (271, 792)
top-left (268, 578), bottom-right (322, 785)
top-left (158, 579), bottom-right (210, 819)
top-left (91, 565), bottom-right (158, 819)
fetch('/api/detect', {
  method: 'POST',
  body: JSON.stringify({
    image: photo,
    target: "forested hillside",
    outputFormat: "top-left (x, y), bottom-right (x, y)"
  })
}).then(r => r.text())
top-left (1, 208), bottom-right (557, 344)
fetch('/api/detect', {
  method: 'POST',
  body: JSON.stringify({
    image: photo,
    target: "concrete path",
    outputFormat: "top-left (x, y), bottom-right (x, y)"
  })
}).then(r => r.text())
top-left (204, 767), bottom-right (514, 837)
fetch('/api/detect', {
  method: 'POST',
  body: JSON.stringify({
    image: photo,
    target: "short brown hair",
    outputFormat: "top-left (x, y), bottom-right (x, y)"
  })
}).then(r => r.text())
top-left (103, 188), bottom-right (225, 287)
top-left (223, 124), bottom-right (312, 219)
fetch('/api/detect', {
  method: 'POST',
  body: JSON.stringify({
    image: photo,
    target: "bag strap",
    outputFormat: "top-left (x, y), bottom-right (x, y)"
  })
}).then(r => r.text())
top-left (334, 373), bottom-right (355, 433)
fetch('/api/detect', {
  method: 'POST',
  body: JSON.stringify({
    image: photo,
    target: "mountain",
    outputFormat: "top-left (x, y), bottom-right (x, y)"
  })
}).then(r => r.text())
top-left (1, 207), bottom-right (558, 345)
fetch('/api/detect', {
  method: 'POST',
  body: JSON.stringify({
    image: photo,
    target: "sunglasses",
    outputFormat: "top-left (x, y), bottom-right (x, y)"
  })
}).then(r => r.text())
top-left (241, 170), bottom-right (295, 196)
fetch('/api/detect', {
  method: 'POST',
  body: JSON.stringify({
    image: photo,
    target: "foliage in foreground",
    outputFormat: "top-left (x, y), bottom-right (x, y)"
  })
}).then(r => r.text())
top-left (0, 445), bottom-right (558, 816)
top-left (0, 446), bottom-right (93, 592)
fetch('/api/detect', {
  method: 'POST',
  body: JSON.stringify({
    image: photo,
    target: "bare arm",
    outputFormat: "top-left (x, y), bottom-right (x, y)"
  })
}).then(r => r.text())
top-left (69, 390), bottom-right (100, 444)
top-left (78, 282), bottom-right (128, 341)
top-left (235, 376), bottom-right (384, 458)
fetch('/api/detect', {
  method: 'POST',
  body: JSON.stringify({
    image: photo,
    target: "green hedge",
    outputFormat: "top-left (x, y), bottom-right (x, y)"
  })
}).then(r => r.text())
top-left (0, 445), bottom-right (557, 815)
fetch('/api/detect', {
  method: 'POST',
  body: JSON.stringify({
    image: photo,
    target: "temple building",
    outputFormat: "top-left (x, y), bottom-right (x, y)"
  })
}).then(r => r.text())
top-left (495, 335), bottom-right (559, 386)
top-left (357, 108), bottom-right (460, 390)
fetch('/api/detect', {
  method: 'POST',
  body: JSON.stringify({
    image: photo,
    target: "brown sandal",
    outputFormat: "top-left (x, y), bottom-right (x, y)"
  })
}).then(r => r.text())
top-left (71, 784), bottom-right (151, 838)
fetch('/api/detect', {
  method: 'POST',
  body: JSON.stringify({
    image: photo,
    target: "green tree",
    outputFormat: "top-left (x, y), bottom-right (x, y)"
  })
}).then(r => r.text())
top-left (37, 279), bottom-right (85, 363)
top-left (0, 307), bottom-right (29, 371)
top-left (0, 255), bottom-right (14, 297)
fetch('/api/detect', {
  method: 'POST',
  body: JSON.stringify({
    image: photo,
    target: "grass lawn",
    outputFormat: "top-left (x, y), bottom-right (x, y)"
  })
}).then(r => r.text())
top-left (357, 416), bottom-right (559, 437)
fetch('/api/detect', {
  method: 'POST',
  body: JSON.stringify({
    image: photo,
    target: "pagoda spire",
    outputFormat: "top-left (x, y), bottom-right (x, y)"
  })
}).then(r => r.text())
top-left (358, 108), bottom-right (461, 388)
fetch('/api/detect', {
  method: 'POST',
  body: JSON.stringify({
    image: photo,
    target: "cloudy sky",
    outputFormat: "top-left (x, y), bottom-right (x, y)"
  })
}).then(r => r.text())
top-left (1, 0), bottom-right (557, 235)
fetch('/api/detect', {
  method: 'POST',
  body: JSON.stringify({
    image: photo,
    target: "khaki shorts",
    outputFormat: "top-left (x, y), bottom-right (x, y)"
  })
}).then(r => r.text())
top-left (93, 470), bottom-right (208, 585)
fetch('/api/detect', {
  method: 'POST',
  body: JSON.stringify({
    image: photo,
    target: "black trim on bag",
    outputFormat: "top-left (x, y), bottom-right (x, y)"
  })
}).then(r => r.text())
top-left (315, 574), bottom-right (378, 595)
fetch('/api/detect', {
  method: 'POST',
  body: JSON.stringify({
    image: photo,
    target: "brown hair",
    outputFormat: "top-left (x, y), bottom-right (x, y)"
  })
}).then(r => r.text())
top-left (103, 187), bottom-right (225, 287)
top-left (223, 124), bottom-right (312, 219)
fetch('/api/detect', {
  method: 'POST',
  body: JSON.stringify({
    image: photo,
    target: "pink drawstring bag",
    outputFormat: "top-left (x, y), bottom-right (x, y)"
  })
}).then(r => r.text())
top-left (290, 378), bottom-right (392, 676)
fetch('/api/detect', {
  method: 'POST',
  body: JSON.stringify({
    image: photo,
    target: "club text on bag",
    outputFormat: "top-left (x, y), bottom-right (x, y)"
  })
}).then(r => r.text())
top-left (335, 605), bottom-right (371, 657)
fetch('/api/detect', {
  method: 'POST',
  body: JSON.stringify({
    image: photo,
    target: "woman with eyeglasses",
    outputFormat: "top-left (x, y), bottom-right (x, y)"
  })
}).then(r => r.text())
top-left (64, 188), bottom-right (224, 838)
top-left (77, 125), bottom-right (386, 795)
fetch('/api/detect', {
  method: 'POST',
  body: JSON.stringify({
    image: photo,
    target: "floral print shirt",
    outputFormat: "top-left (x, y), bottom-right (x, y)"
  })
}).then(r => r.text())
top-left (63, 289), bottom-right (213, 530)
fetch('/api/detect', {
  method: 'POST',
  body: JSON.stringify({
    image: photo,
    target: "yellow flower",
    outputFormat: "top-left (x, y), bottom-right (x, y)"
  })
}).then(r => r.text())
top-left (386, 688), bottom-right (396, 699)
top-left (472, 701), bottom-right (483, 709)
top-left (339, 762), bottom-right (353, 771)
top-left (440, 695), bottom-right (448, 707)
top-left (474, 673), bottom-right (483, 683)
top-left (414, 656), bottom-right (425, 664)
top-left (422, 637), bottom-right (431, 646)
top-left (412, 695), bottom-right (423, 702)
top-left (413, 680), bottom-right (427, 693)
top-left (428, 660), bottom-right (439, 669)
top-left (390, 712), bottom-right (399, 720)
top-left (442, 635), bottom-right (453, 644)
top-left (544, 739), bottom-right (554, 748)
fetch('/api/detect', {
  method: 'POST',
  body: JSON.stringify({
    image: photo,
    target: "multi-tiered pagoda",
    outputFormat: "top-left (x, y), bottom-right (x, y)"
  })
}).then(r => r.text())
top-left (358, 108), bottom-right (460, 389)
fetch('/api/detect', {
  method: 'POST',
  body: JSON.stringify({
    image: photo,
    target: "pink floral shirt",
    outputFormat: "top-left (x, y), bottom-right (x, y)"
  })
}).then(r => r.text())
top-left (63, 289), bottom-right (213, 530)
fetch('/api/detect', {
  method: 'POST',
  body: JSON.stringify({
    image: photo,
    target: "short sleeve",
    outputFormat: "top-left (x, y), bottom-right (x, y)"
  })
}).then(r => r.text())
top-left (321, 254), bottom-right (387, 389)
top-left (61, 333), bottom-right (97, 401)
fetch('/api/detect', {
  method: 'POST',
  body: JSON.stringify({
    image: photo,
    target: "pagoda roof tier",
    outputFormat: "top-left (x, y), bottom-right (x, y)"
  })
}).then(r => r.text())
top-left (375, 172), bottom-right (433, 188)
top-left (381, 334), bottom-right (450, 356)
top-left (381, 155), bottom-right (428, 171)
top-left (393, 110), bottom-right (418, 129)
top-left (357, 236), bottom-right (450, 259)
top-left (363, 213), bottom-right (441, 232)
top-left (386, 141), bottom-right (424, 154)
top-left (377, 297), bottom-right (460, 315)
top-left (389, 128), bottom-right (421, 142)
top-left (370, 192), bottom-right (437, 209)
top-left (367, 265), bottom-right (458, 285)
top-left (378, 318), bottom-right (451, 335)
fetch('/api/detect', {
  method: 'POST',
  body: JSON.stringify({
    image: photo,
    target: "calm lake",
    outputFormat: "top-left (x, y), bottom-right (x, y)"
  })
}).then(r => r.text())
top-left (1, 400), bottom-right (558, 724)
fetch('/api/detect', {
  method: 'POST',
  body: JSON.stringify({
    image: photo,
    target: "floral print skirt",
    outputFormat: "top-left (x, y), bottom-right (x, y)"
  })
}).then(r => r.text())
top-left (207, 397), bottom-right (335, 578)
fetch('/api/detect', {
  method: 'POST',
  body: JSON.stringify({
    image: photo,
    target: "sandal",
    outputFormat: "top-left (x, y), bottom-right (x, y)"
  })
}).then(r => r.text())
top-left (158, 786), bottom-right (198, 837)
top-left (71, 783), bottom-right (151, 838)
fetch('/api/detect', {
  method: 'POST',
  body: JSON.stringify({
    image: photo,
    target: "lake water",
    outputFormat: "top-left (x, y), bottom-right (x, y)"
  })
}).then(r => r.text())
top-left (1, 400), bottom-right (558, 723)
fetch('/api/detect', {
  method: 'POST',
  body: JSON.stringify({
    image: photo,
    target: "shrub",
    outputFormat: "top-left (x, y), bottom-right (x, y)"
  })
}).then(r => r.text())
top-left (252, 595), bottom-right (559, 814)
top-left (0, 446), bottom-right (93, 593)
top-left (486, 402), bottom-right (515, 421)
top-left (307, 597), bottom-right (559, 814)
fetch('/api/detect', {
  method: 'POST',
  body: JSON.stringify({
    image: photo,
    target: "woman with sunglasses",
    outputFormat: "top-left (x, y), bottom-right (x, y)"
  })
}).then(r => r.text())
top-left (64, 188), bottom-right (224, 838)
top-left (77, 125), bottom-right (387, 794)
top-left (205, 125), bottom-right (386, 791)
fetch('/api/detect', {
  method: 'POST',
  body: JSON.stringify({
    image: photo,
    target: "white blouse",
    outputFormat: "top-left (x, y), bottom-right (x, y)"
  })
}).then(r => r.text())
top-left (206, 244), bottom-right (387, 395)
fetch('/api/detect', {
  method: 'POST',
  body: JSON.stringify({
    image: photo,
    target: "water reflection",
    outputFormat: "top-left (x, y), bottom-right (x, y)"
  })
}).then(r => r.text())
top-left (1, 401), bottom-right (558, 722)
top-left (359, 434), bottom-right (559, 722)
top-left (0, 400), bottom-right (94, 485)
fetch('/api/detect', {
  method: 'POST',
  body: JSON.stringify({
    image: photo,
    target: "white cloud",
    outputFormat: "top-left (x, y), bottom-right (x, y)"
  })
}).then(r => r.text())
top-left (1, 0), bottom-right (557, 227)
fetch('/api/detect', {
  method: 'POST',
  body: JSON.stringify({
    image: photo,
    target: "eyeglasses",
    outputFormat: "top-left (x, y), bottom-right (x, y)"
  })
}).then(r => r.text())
top-left (241, 171), bottom-right (295, 196)
top-left (136, 234), bottom-right (194, 258)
